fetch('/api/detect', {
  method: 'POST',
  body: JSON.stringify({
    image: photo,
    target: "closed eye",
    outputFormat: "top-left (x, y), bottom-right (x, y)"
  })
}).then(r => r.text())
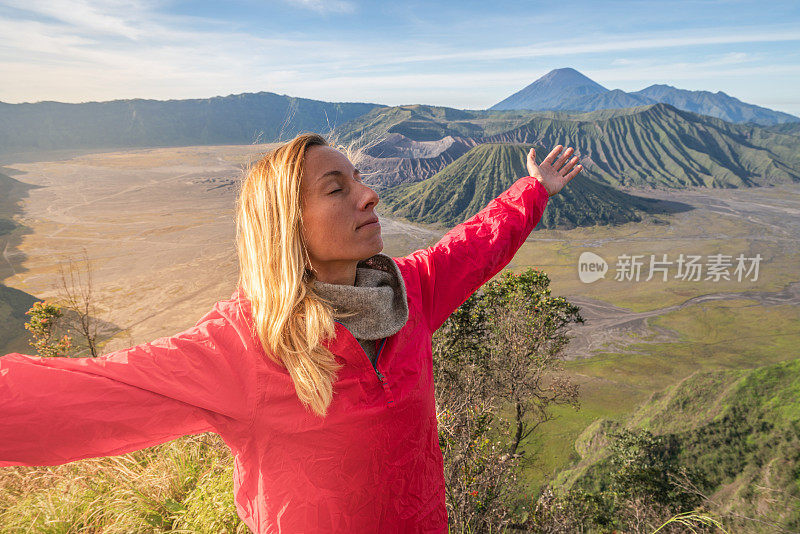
top-left (329, 188), bottom-right (342, 194)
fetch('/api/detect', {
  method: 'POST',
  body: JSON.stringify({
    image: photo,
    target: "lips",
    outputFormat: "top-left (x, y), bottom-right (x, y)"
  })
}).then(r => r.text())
top-left (357, 216), bottom-right (380, 229)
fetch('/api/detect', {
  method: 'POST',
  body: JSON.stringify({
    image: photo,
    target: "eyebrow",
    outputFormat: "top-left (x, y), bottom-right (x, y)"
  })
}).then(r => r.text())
top-left (318, 168), bottom-right (360, 182)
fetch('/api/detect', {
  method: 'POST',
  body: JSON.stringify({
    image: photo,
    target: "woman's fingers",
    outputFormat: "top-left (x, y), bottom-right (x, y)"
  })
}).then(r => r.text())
top-left (543, 145), bottom-right (563, 165)
top-left (541, 144), bottom-right (582, 188)
top-left (553, 147), bottom-right (574, 171)
top-left (564, 164), bottom-right (583, 181)
top-left (560, 156), bottom-right (580, 175)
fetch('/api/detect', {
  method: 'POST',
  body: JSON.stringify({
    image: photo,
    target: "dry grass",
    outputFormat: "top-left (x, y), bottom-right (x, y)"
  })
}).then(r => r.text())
top-left (0, 433), bottom-right (245, 533)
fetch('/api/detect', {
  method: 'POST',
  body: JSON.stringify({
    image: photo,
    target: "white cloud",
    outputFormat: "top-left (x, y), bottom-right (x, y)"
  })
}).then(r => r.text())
top-left (719, 52), bottom-right (752, 64)
top-left (282, 0), bottom-right (355, 13)
top-left (2, 0), bottom-right (151, 39)
top-left (611, 58), bottom-right (638, 66)
top-left (588, 63), bottom-right (800, 85)
top-left (367, 28), bottom-right (800, 66)
top-left (610, 52), bottom-right (755, 71)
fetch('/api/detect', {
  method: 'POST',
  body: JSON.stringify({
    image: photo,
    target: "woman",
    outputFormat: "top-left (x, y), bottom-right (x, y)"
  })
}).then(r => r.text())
top-left (0, 133), bottom-right (582, 533)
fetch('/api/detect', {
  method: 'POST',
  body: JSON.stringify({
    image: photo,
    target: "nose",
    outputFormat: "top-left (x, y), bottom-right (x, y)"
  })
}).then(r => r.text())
top-left (359, 182), bottom-right (379, 211)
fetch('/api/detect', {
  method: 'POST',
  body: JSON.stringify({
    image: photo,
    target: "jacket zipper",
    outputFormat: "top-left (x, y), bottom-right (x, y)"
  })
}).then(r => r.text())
top-left (334, 321), bottom-right (394, 406)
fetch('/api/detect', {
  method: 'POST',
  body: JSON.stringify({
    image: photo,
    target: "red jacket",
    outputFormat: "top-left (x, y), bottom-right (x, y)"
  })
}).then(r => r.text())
top-left (1, 176), bottom-right (549, 533)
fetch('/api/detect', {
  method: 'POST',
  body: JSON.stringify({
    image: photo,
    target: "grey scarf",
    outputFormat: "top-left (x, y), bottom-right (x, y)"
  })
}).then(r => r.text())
top-left (313, 253), bottom-right (409, 364)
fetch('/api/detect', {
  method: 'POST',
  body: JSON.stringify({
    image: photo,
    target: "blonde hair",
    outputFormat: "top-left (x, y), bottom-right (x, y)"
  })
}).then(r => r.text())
top-left (235, 132), bottom-right (345, 418)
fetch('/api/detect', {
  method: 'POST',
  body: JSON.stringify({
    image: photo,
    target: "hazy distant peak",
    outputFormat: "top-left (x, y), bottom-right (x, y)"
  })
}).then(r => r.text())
top-left (536, 67), bottom-right (608, 90)
top-left (492, 72), bottom-right (800, 125)
top-left (489, 67), bottom-right (607, 111)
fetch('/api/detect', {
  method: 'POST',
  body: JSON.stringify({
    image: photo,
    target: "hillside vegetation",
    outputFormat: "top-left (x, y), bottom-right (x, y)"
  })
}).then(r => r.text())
top-left (482, 104), bottom-right (800, 188)
top-left (556, 359), bottom-right (800, 532)
top-left (342, 102), bottom-right (800, 188)
top-left (378, 143), bottom-right (682, 229)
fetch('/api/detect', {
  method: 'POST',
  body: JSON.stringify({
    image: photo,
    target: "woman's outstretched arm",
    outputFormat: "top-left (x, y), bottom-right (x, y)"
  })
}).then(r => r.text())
top-left (398, 145), bottom-right (582, 333)
top-left (0, 296), bottom-right (258, 467)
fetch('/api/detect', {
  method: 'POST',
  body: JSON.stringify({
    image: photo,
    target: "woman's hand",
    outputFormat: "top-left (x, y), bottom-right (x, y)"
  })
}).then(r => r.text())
top-left (526, 145), bottom-right (583, 196)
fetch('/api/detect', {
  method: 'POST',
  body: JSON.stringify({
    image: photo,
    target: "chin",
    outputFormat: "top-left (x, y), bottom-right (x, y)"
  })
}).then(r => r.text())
top-left (366, 238), bottom-right (384, 258)
top-left (352, 234), bottom-right (383, 261)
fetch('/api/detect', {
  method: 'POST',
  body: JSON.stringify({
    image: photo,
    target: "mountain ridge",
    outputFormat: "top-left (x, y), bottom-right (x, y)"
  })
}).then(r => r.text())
top-left (377, 143), bottom-right (688, 229)
top-left (490, 68), bottom-right (799, 126)
top-left (341, 102), bottom-right (800, 192)
top-left (0, 92), bottom-right (384, 155)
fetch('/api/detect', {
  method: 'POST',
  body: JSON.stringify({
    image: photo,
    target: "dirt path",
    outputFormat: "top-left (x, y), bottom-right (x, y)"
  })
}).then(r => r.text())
top-left (561, 281), bottom-right (800, 360)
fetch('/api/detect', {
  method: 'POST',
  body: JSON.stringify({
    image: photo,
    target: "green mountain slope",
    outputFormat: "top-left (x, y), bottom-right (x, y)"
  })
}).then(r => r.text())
top-left (338, 103), bottom-right (800, 190)
top-left (336, 103), bottom-right (667, 148)
top-left (333, 104), bottom-right (490, 146)
top-left (378, 143), bottom-right (683, 229)
top-left (766, 122), bottom-right (800, 136)
top-left (633, 84), bottom-right (800, 125)
top-left (482, 104), bottom-right (800, 188)
top-left (559, 359), bottom-right (800, 532)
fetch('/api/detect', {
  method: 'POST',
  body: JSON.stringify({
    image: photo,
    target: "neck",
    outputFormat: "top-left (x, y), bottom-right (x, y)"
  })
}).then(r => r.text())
top-left (311, 260), bottom-right (358, 286)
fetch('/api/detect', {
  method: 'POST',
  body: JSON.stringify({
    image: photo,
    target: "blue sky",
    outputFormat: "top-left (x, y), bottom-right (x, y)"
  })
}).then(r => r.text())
top-left (1, 0), bottom-right (799, 115)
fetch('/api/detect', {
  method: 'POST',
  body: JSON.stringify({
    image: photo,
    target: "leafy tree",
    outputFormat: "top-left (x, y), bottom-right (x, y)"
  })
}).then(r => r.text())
top-left (529, 429), bottom-right (708, 533)
top-left (433, 267), bottom-right (584, 533)
top-left (608, 429), bottom-right (687, 505)
top-left (605, 429), bottom-right (704, 533)
top-left (476, 269), bottom-right (583, 460)
top-left (24, 300), bottom-right (73, 358)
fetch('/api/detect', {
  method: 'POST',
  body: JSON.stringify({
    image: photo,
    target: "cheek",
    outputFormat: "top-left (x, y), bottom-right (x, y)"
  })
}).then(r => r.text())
top-left (305, 204), bottom-right (347, 247)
